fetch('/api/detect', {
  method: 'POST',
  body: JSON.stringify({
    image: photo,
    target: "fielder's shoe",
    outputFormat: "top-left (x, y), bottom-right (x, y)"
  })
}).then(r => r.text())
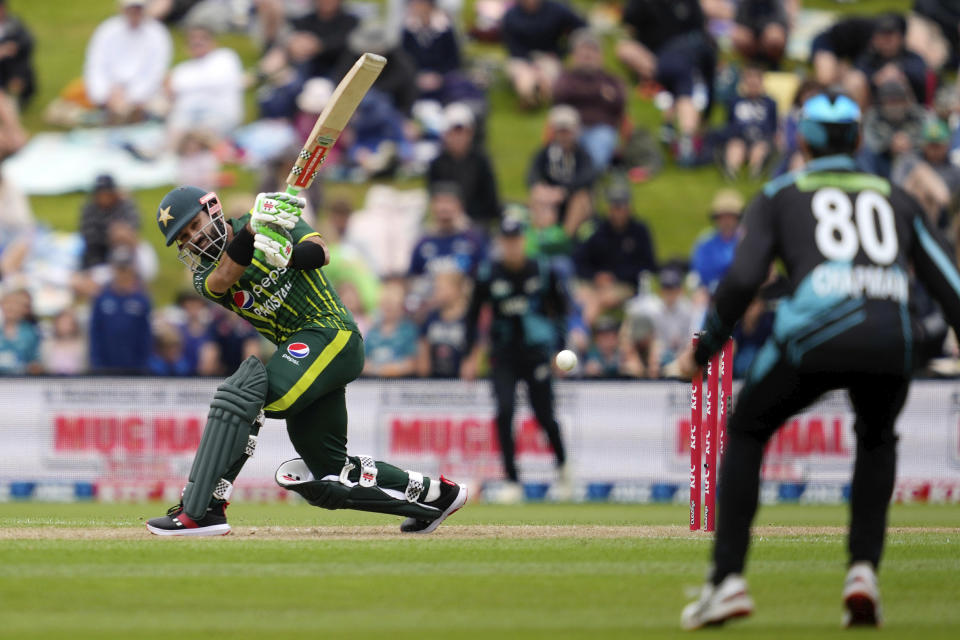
top-left (681, 574), bottom-right (754, 630)
top-left (145, 502), bottom-right (231, 537)
top-left (400, 476), bottom-right (467, 535)
top-left (843, 562), bottom-right (882, 628)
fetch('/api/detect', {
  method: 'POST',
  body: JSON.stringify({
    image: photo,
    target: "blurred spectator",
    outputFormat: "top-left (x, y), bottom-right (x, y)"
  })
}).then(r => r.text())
top-left (84, 0), bottom-right (172, 123)
top-left (858, 80), bottom-right (926, 179)
top-left (583, 316), bottom-right (624, 378)
top-left (337, 280), bottom-right (371, 336)
top-left (810, 16), bottom-right (877, 87)
top-left (40, 308), bottom-right (87, 375)
top-left (553, 29), bottom-right (627, 171)
top-left (651, 262), bottom-right (695, 365)
top-left (427, 103), bottom-right (500, 227)
top-left (318, 198), bottom-right (381, 319)
top-left (363, 277), bottom-right (418, 377)
top-left (166, 25), bottom-right (244, 144)
top-left (263, 0), bottom-right (358, 81)
top-left (171, 291), bottom-right (210, 375)
top-left (722, 64), bottom-right (777, 180)
top-left (850, 13), bottom-right (929, 107)
top-left (907, 0), bottom-right (960, 71)
top-left (344, 88), bottom-right (409, 180)
top-left (175, 129), bottom-right (221, 190)
top-left (88, 249), bottom-right (152, 374)
top-left (148, 321), bottom-right (192, 376)
top-left (408, 183), bottom-right (487, 279)
top-left (332, 21), bottom-right (419, 116)
top-left (731, 0), bottom-right (792, 67)
top-left (0, 285), bottom-right (40, 375)
top-left (0, 0), bottom-right (35, 108)
top-left (502, 0), bottom-right (585, 108)
top-left (575, 184), bottom-right (656, 291)
top-left (527, 105), bottom-right (596, 237)
top-left (616, 0), bottom-right (717, 165)
top-left (620, 281), bottom-right (661, 379)
top-left (732, 296), bottom-right (775, 378)
top-left (0, 169), bottom-right (33, 256)
top-left (402, 0), bottom-right (462, 102)
top-left (775, 78), bottom-right (824, 176)
top-left (691, 189), bottom-right (743, 294)
top-left (416, 266), bottom-right (468, 378)
top-left (199, 306), bottom-right (261, 375)
top-left (893, 118), bottom-right (960, 228)
top-left (0, 88), bottom-right (25, 159)
top-left (526, 191), bottom-right (572, 263)
top-left (78, 174), bottom-right (141, 270)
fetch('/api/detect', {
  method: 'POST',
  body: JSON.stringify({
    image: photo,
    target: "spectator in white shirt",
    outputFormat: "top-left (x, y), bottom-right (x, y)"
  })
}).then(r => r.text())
top-left (167, 24), bottom-right (244, 144)
top-left (83, 0), bottom-right (172, 123)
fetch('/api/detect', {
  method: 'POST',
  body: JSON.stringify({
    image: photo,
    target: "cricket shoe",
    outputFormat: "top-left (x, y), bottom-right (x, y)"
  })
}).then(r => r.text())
top-left (681, 574), bottom-right (754, 630)
top-left (400, 476), bottom-right (467, 535)
top-left (145, 502), bottom-right (231, 537)
top-left (842, 562), bottom-right (882, 628)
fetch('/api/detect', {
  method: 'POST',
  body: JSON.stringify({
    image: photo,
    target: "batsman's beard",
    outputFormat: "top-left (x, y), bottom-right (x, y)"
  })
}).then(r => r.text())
top-left (178, 211), bottom-right (228, 272)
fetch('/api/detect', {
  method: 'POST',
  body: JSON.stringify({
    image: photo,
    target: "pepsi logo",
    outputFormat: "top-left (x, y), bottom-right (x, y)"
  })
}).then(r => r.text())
top-left (233, 291), bottom-right (254, 309)
top-left (287, 342), bottom-right (310, 359)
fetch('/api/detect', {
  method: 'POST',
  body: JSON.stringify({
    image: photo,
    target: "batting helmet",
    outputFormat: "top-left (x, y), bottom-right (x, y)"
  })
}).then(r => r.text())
top-left (157, 186), bottom-right (227, 271)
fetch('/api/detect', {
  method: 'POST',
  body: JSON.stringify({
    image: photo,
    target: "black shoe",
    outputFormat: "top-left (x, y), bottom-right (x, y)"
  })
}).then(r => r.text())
top-left (400, 476), bottom-right (468, 534)
top-left (145, 502), bottom-right (231, 537)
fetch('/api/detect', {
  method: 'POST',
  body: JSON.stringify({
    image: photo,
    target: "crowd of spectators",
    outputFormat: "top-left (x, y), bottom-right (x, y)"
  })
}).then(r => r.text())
top-left (2, 0), bottom-right (960, 379)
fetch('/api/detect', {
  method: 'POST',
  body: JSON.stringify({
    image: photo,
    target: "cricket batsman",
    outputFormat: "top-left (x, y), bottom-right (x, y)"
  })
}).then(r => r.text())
top-left (666, 93), bottom-right (960, 628)
top-left (146, 187), bottom-right (467, 536)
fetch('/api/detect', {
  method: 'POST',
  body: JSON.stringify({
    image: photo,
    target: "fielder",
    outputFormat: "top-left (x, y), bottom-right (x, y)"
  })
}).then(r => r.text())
top-left (666, 93), bottom-right (960, 628)
top-left (146, 187), bottom-right (467, 536)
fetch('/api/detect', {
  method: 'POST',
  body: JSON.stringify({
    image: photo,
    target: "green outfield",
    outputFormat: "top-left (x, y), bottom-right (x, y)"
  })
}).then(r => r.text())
top-left (0, 502), bottom-right (957, 639)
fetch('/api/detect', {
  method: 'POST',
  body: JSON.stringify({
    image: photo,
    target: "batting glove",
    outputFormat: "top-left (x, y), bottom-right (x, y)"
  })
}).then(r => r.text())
top-left (253, 225), bottom-right (294, 268)
top-left (251, 192), bottom-right (303, 231)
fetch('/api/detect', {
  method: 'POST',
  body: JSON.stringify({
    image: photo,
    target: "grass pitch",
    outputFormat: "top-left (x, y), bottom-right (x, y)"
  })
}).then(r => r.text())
top-left (0, 502), bottom-right (956, 639)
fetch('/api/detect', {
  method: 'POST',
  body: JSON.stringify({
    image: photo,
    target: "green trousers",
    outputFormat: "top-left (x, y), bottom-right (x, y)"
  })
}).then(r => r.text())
top-left (262, 327), bottom-right (422, 494)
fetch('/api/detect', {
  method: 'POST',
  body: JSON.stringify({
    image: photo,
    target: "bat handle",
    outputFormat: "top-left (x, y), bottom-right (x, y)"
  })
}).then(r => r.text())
top-left (286, 185), bottom-right (301, 197)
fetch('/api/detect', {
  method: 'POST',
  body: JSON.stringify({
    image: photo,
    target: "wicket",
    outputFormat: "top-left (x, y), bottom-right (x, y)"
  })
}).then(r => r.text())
top-left (690, 336), bottom-right (734, 532)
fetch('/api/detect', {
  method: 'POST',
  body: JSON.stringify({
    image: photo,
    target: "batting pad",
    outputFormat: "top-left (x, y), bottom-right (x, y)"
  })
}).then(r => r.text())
top-left (182, 357), bottom-right (268, 518)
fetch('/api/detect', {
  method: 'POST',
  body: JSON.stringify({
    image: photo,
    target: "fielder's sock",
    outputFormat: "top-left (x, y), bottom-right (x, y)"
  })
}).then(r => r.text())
top-left (423, 479), bottom-right (441, 503)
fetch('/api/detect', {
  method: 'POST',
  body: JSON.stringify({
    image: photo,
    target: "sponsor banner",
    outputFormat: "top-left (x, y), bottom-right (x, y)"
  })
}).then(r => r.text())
top-left (0, 379), bottom-right (959, 502)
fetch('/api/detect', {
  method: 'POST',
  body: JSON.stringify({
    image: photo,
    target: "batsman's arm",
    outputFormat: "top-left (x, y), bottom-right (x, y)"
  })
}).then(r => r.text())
top-left (206, 220), bottom-right (257, 295)
top-left (695, 193), bottom-right (776, 366)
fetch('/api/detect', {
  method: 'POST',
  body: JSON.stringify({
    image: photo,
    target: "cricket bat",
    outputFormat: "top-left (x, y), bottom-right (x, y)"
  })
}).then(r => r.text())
top-left (285, 53), bottom-right (387, 195)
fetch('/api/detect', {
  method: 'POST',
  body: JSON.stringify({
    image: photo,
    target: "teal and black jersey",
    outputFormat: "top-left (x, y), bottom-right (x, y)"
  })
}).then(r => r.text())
top-left (697, 155), bottom-right (960, 377)
top-left (465, 257), bottom-right (568, 357)
top-left (193, 215), bottom-right (358, 345)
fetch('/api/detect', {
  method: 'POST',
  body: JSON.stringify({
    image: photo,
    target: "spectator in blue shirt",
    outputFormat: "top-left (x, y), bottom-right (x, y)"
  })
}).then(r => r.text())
top-left (0, 285), bottom-right (40, 374)
top-left (148, 321), bottom-right (192, 376)
top-left (722, 64), bottom-right (778, 180)
top-left (89, 249), bottom-right (152, 374)
top-left (417, 266), bottom-right (468, 378)
top-left (691, 189), bottom-right (743, 294)
top-left (502, 0), bottom-right (585, 108)
top-left (364, 277), bottom-right (419, 377)
top-left (850, 13), bottom-right (930, 107)
top-left (402, 0), bottom-right (462, 102)
top-left (409, 183), bottom-right (487, 278)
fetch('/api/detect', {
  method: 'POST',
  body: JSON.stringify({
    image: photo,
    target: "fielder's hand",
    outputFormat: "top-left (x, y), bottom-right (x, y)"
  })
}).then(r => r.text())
top-left (251, 192), bottom-right (305, 232)
top-left (254, 225), bottom-right (294, 268)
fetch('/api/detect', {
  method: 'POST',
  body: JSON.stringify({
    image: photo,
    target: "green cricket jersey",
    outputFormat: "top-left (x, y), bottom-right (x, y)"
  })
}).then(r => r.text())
top-left (193, 214), bottom-right (358, 344)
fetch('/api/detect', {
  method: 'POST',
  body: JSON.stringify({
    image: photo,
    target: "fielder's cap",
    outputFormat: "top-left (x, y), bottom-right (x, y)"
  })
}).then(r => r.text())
top-left (710, 189), bottom-right (744, 216)
top-left (93, 174), bottom-right (117, 191)
top-left (443, 102), bottom-right (475, 130)
top-left (548, 104), bottom-right (580, 131)
top-left (874, 12), bottom-right (906, 35)
top-left (659, 265), bottom-right (684, 289)
top-left (923, 118), bottom-right (951, 143)
top-left (499, 217), bottom-right (526, 236)
top-left (296, 77), bottom-right (334, 114)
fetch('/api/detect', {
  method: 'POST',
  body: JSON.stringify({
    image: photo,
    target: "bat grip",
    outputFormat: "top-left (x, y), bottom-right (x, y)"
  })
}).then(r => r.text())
top-left (286, 185), bottom-right (301, 196)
